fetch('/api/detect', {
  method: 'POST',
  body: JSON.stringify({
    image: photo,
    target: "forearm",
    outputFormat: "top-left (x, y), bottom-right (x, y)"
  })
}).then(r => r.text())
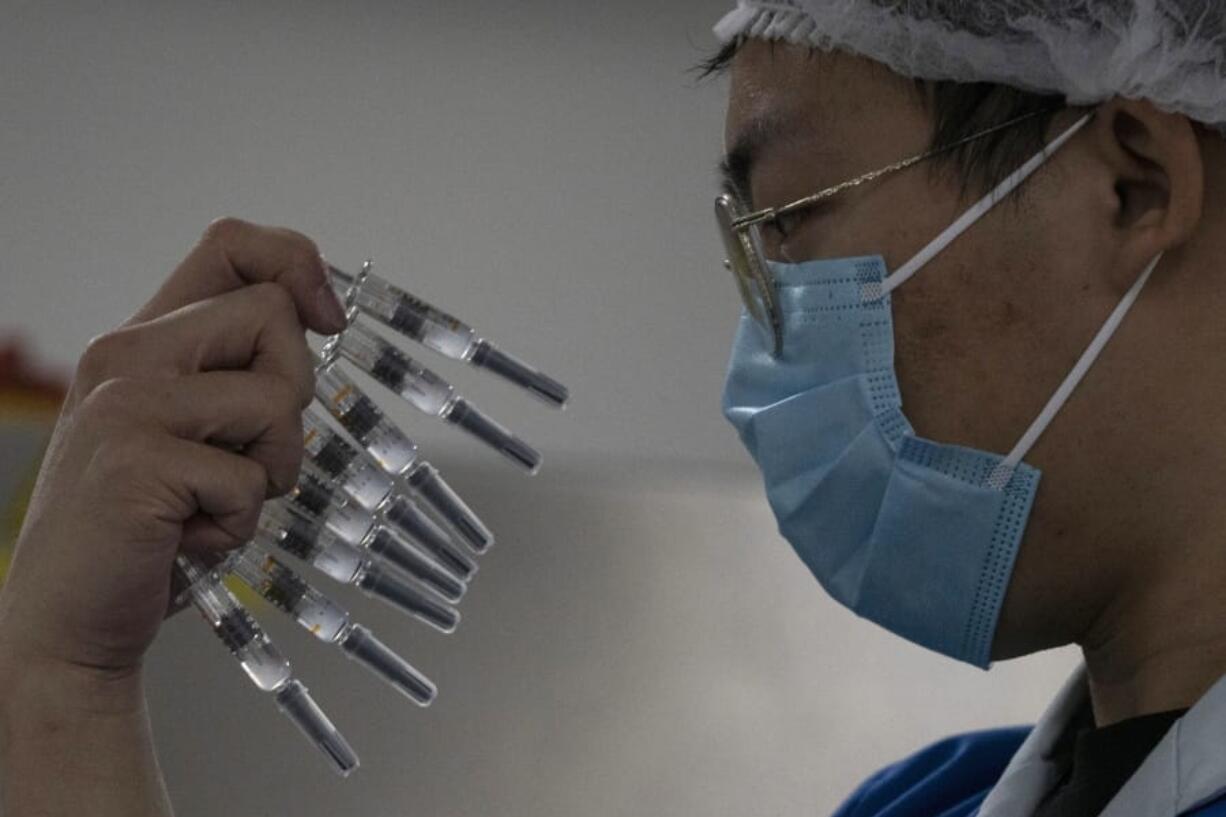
top-left (0, 658), bottom-right (174, 817)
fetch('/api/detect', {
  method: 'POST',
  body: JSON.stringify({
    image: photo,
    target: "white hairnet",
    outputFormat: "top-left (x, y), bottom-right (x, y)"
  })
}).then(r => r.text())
top-left (714, 1), bottom-right (1226, 129)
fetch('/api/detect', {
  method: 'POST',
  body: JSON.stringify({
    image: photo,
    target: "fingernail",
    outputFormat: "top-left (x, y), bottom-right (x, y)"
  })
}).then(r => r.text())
top-left (316, 277), bottom-right (348, 333)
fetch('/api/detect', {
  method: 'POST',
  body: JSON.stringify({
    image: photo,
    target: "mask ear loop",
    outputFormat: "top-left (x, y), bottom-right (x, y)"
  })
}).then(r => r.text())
top-left (861, 112), bottom-right (1094, 302)
top-left (985, 252), bottom-right (1163, 489)
top-left (849, 110), bottom-right (1132, 491)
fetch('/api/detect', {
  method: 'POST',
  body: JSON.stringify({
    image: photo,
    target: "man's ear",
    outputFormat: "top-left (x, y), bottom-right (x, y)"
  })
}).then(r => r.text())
top-left (1084, 98), bottom-right (1204, 286)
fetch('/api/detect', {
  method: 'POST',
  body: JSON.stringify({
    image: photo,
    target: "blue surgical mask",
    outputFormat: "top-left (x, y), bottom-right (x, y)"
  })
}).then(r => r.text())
top-left (722, 114), bottom-right (1161, 667)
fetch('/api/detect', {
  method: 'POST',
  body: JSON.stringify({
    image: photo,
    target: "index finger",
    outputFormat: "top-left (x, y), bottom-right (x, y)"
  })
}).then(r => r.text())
top-left (126, 217), bottom-right (349, 335)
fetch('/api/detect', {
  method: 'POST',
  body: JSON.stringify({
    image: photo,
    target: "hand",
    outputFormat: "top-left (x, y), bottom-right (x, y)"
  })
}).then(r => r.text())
top-left (0, 218), bottom-right (349, 684)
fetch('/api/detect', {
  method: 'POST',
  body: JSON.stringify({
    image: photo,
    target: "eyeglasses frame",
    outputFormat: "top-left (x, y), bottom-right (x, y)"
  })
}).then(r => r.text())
top-left (715, 107), bottom-right (1064, 356)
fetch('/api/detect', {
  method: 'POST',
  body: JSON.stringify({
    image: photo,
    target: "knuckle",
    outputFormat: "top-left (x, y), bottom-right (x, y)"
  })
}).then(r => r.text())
top-left (227, 506), bottom-right (263, 544)
top-left (252, 282), bottom-right (295, 316)
top-left (291, 349), bottom-right (317, 408)
top-left (77, 375), bottom-right (141, 419)
top-left (265, 450), bottom-right (304, 497)
top-left (201, 216), bottom-right (248, 246)
top-left (247, 319), bottom-right (315, 407)
top-left (239, 456), bottom-right (270, 496)
top-left (265, 373), bottom-right (303, 415)
top-left (234, 459), bottom-right (271, 519)
top-left (299, 372), bottom-right (317, 409)
top-left (278, 228), bottom-right (322, 271)
top-left (76, 330), bottom-right (129, 388)
top-left (266, 465), bottom-right (300, 498)
top-left (265, 409), bottom-right (305, 497)
top-left (249, 280), bottom-right (297, 320)
top-left (89, 431), bottom-right (154, 482)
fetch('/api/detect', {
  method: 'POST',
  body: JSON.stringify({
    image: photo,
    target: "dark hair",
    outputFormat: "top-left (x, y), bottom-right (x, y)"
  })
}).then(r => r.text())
top-left (698, 39), bottom-right (1067, 199)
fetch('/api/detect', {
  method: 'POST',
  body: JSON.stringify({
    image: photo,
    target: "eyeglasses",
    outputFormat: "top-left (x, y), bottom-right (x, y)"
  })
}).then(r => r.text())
top-left (714, 108), bottom-right (1060, 357)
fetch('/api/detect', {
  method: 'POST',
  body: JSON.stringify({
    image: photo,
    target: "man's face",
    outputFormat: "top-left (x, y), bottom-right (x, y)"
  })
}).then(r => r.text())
top-left (723, 41), bottom-right (1173, 660)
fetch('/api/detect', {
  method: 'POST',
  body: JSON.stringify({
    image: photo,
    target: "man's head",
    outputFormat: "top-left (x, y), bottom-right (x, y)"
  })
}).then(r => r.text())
top-left (710, 21), bottom-right (1226, 666)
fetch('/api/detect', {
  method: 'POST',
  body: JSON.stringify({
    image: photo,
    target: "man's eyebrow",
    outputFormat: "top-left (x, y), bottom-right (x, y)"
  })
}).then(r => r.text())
top-left (718, 111), bottom-right (805, 205)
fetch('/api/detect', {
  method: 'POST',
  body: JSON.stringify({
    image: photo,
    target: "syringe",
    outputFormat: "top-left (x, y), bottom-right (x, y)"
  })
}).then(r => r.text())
top-left (175, 257), bottom-right (569, 776)
top-left (312, 368), bottom-right (495, 552)
top-left (300, 414), bottom-right (480, 577)
top-left (173, 555), bottom-right (359, 776)
top-left (322, 322), bottom-right (541, 473)
top-left (281, 470), bottom-right (468, 600)
top-left (330, 260), bottom-right (569, 408)
top-left (225, 545), bottom-right (437, 705)
top-left (174, 555), bottom-right (290, 691)
top-left (302, 406), bottom-right (395, 513)
top-left (254, 510), bottom-right (460, 633)
top-left (282, 467), bottom-right (375, 552)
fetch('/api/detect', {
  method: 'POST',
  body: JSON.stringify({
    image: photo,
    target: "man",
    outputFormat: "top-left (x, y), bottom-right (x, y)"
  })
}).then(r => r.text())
top-left (4, 1), bottom-right (1226, 815)
top-left (709, 1), bottom-right (1226, 814)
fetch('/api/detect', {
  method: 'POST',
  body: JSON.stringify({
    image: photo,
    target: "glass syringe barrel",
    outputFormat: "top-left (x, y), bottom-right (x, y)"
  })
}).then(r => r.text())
top-left (174, 555), bottom-right (291, 692)
top-left (303, 407), bottom-right (393, 513)
top-left (301, 412), bottom-right (481, 571)
top-left (285, 469), bottom-right (375, 550)
top-left (329, 262), bottom-right (569, 408)
top-left (173, 556), bottom-right (359, 776)
top-left (287, 466), bottom-right (470, 593)
top-left (314, 366), bottom-right (495, 551)
top-left (262, 497), bottom-right (467, 603)
top-left (333, 322), bottom-right (542, 473)
top-left (253, 513), bottom-right (460, 633)
top-left (227, 547), bottom-right (437, 705)
top-left (258, 505), bottom-right (365, 583)
top-left (335, 321), bottom-right (453, 416)
top-left (316, 365), bottom-right (419, 475)
top-left (226, 545), bottom-right (350, 642)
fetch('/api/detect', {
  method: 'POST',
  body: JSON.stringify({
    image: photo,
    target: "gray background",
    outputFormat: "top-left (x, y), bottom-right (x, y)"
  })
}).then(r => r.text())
top-left (0, 2), bottom-right (1077, 815)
